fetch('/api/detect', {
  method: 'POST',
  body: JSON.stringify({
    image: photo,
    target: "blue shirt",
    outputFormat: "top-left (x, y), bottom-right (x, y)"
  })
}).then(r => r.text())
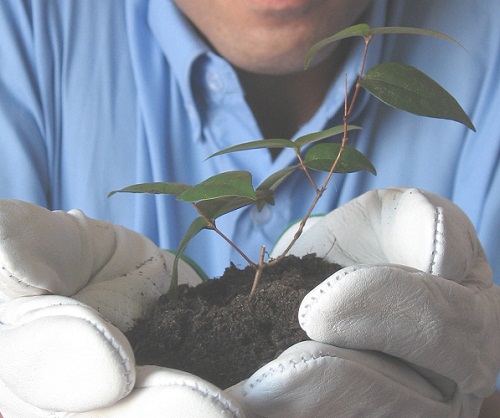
top-left (0, 0), bottom-right (499, 285)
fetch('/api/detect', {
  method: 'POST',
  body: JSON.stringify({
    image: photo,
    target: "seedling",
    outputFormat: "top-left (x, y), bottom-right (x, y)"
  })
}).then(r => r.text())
top-left (110, 24), bottom-right (474, 299)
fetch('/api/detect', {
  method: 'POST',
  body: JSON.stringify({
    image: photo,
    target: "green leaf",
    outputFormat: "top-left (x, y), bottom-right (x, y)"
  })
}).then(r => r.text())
top-left (196, 196), bottom-right (256, 220)
top-left (359, 62), bottom-right (475, 131)
top-left (253, 166), bottom-right (299, 212)
top-left (294, 125), bottom-right (361, 149)
top-left (305, 24), bottom-right (465, 70)
top-left (108, 182), bottom-right (191, 198)
top-left (167, 216), bottom-right (209, 300)
top-left (195, 190), bottom-right (276, 220)
top-left (305, 23), bottom-right (371, 68)
top-left (255, 188), bottom-right (276, 211)
top-left (177, 171), bottom-right (257, 202)
top-left (257, 165), bottom-right (300, 192)
top-left (304, 143), bottom-right (376, 175)
top-left (208, 138), bottom-right (297, 159)
top-left (368, 27), bottom-right (465, 49)
top-left (178, 217), bottom-right (209, 253)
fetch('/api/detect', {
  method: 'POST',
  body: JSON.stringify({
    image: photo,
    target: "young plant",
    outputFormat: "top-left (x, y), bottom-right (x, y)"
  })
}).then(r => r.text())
top-left (109, 24), bottom-right (474, 299)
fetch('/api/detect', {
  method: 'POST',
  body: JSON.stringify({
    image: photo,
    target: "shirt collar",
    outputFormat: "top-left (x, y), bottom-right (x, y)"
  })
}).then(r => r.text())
top-left (148, 0), bottom-right (210, 139)
top-left (148, 0), bottom-right (389, 142)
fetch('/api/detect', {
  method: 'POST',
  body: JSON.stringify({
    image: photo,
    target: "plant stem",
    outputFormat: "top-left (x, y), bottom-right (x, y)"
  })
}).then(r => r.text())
top-left (269, 36), bottom-right (372, 264)
top-left (192, 203), bottom-right (258, 269)
top-left (347, 35), bottom-right (371, 117)
top-left (250, 245), bottom-right (267, 295)
top-left (197, 35), bottom-right (374, 295)
top-left (295, 151), bottom-right (320, 192)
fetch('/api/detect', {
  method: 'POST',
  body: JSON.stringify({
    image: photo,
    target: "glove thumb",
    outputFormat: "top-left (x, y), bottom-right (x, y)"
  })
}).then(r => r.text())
top-left (0, 296), bottom-right (135, 412)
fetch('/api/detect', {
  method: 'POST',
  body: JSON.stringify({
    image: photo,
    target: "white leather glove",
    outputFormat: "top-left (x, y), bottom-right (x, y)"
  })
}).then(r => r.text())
top-left (227, 187), bottom-right (500, 417)
top-left (0, 200), bottom-right (244, 417)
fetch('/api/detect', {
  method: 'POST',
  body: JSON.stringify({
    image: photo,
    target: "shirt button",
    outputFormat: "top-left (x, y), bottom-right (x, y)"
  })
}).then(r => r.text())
top-left (206, 71), bottom-right (224, 92)
top-left (250, 205), bottom-right (272, 225)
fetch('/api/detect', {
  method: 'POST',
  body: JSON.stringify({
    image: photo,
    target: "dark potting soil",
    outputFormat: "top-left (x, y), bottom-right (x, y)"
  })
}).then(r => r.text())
top-left (125, 254), bottom-right (341, 389)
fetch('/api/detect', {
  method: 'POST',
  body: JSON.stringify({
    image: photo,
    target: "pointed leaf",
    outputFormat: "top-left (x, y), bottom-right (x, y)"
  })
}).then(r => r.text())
top-left (306, 24), bottom-right (464, 70)
top-left (108, 182), bottom-right (191, 198)
top-left (167, 216), bottom-right (209, 299)
top-left (256, 199), bottom-right (271, 212)
top-left (257, 165), bottom-right (299, 192)
top-left (196, 196), bottom-right (256, 220)
top-left (177, 171), bottom-right (257, 202)
top-left (304, 143), bottom-right (376, 174)
top-left (208, 138), bottom-right (297, 159)
top-left (178, 217), bottom-right (210, 254)
top-left (368, 27), bottom-right (464, 49)
top-left (294, 125), bottom-right (361, 148)
top-left (255, 188), bottom-right (276, 210)
top-left (360, 63), bottom-right (475, 131)
top-left (305, 23), bottom-right (371, 68)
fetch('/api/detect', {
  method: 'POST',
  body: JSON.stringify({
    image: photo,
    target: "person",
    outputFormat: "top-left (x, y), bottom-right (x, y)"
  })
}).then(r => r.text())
top-left (0, 0), bottom-right (499, 415)
top-left (1, 0), bottom-right (499, 283)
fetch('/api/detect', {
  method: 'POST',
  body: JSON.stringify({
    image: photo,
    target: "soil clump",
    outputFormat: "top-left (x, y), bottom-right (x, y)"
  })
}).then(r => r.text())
top-left (126, 254), bottom-right (341, 389)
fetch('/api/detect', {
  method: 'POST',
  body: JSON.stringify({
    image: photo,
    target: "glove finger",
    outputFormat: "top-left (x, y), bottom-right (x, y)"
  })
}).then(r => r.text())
top-left (0, 201), bottom-right (101, 299)
top-left (0, 296), bottom-right (135, 412)
top-left (285, 188), bottom-right (482, 284)
top-left (300, 264), bottom-right (500, 395)
top-left (73, 250), bottom-right (170, 332)
top-left (71, 366), bottom-right (246, 418)
top-left (162, 250), bottom-right (207, 286)
top-left (233, 340), bottom-right (454, 418)
top-left (270, 216), bottom-right (323, 258)
top-left (73, 250), bottom-right (206, 333)
top-left (0, 200), bottom-right (170, 302)
top-left (0, 378), bottom-right (54, 418)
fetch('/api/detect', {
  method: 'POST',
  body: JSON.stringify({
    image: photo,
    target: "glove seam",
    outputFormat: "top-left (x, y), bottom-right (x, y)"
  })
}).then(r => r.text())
top-left (244, 351), bottom-right (330, 394)
top-left (0, 265), bottom-right (45, 293)
top-left (136, 379), bottom-right (242, 417)
top-left (429, 207), bottom-right (443, 275)
top-left (78, 314), bottom-right (135, 397)
top-left (299, 266), bottom-right (361, 328)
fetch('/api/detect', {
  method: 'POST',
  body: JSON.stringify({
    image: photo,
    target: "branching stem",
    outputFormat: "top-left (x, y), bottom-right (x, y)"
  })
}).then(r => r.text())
top-left (192, 203), bottom-right (258, 269)
top-left (268, 36), bottom-right (371, 266)
top-left (195, 35), bottom-right (373, 295)
top-left (347, 35), bottom-right (372, 118)
top-left (295, 151), bottom-right (320, 192)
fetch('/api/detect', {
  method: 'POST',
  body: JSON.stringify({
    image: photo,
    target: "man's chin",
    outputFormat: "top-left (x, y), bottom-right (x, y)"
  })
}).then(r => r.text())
top-left (228, 52), bottom-right (309, 76)
top-left (245, 0), bottom-right (316, 14)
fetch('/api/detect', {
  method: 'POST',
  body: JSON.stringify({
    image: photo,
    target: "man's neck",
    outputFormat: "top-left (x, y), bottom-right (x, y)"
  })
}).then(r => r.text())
top-left (236, 41), bottom-right (350, 146)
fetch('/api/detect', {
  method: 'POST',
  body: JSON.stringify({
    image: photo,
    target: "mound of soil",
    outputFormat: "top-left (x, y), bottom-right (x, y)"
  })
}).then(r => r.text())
top-left (125, 254), bottom-right (341, 389)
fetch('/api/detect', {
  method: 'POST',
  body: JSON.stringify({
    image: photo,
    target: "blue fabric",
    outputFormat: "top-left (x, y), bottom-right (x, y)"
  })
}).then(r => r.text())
top-left (0, 0), bottom-right (498, 287)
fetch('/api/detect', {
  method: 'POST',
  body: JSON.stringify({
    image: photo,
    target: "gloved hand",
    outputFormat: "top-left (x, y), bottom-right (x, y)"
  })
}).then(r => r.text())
top-left (227, 187), bottom-right (500, 417)
top-left (0, 200), bottom-right (244, 417)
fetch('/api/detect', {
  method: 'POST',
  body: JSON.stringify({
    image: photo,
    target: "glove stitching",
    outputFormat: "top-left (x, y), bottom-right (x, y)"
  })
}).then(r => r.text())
top-left (79, 315), bottom-right (135, 396)
top-left (299, 267), bottom-right (361, 327)
top-left (429, 207), bottom-right (443, 275)
top-left (244, 351), bottom-right (330, 394)
top-left (139, 379), bottom-right (242, 417)
top-left (1, 265), bottom-right (38, 290)
top-left (189, 382), bottom-right (242, 417)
